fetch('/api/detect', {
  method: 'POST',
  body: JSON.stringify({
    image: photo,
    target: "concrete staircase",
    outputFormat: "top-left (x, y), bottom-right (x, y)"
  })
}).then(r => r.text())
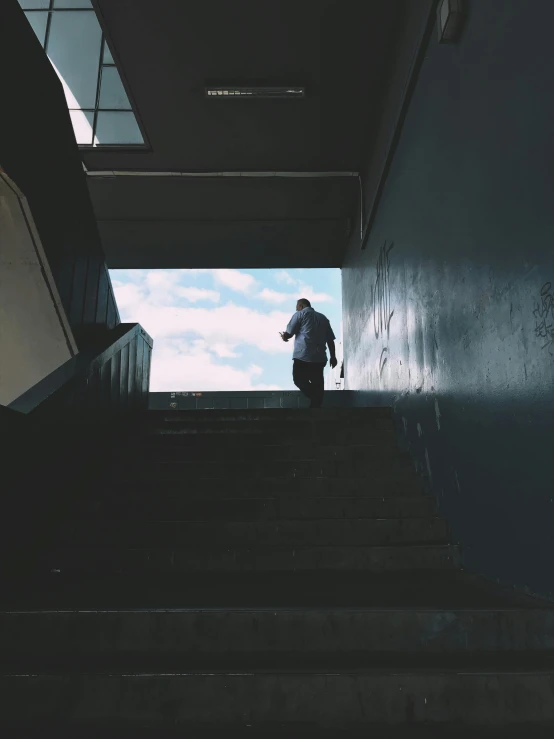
top-left (2, 408), bottom-right (554, 735)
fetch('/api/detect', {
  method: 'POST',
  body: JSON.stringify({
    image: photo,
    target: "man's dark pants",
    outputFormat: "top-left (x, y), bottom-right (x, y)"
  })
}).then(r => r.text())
top-left (293, 359), bottom-right (326, 408)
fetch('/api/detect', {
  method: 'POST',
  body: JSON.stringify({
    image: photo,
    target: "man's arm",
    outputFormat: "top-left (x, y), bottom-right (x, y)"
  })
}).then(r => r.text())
top-left (328, 339), bottom-right (338, 368)
top-left (281, 313), bottom-right (300, 342)
top-left (327, 322), bottom-right (338, 368)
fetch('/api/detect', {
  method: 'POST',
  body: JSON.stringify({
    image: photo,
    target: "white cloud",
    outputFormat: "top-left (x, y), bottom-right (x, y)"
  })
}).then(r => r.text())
top-left (266, 271), bottom-right (337, 305)
top-left (176, 287), bottom-right (220, 303)
top-left (258, 286), bottom-right (335, 305)
top-left (145, 271), bottom-right (178, 289)
top-left (136, 268), bottom-right (257, 295)
top-left (275, 270), bottom-right (298, 286)
top-left (150, 339), bottom-right (281, 391)
top-left (112, 283), bottom-right (145, 312)
top-left (257, 288), bottom-right (295, 305)
top-left (120, 301), bottom-right (292, 355)
top-left (142, 271), bottom-right (184, 306)
top-left (300, 288), bottom-right (335, 303)
top-left (211, 269), bottom-right (257, 294)
top-left (212, 343), bottom-right (240, 358)
top-left (112, 273), bottom-right (291, 353)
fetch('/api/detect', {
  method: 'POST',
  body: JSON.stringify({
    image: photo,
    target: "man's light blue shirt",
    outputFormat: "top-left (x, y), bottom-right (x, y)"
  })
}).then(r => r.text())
top-left (286, 307), bottom-right (336, 365)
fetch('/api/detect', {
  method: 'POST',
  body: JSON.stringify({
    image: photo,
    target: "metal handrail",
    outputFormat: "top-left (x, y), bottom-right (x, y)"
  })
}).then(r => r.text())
top-left (8, 323), bottom-right (152, 415)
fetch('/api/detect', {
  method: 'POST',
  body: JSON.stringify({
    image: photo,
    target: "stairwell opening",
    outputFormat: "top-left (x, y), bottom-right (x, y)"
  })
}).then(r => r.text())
top-left (109, 267), bottom-right (344, 409)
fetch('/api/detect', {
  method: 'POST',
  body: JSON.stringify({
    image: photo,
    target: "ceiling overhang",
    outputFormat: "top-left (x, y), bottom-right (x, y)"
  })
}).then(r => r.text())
top-left (84, 0), bottom-right (407, 269)
top-left (89, 172), bottom-right (358, 268)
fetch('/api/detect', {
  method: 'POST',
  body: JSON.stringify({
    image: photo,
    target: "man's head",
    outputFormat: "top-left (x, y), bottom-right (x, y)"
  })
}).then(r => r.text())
top-left (296, 298), bottom-right (311, 312)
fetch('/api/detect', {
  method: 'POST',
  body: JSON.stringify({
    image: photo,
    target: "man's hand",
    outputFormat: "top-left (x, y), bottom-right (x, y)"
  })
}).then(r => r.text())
top-left (328, 340), bottom-right (338, 369)
top-left (280, 332), bottom-right (292, 343)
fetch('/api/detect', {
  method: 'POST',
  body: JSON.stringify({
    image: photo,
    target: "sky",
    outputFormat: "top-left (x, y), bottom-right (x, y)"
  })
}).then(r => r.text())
top-left (109, 269), bottom-right (342, 391)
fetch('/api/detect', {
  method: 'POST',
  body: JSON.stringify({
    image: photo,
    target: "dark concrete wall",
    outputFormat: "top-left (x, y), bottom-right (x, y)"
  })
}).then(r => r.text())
top-left (343, 0), bottom-right (554, 598)
top-left (0, 1), bottom-right (119, 347)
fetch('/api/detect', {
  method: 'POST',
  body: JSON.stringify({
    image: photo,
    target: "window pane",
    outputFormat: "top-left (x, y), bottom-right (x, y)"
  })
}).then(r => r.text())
top-left (95, 112), bottom-right (144, 145)
top-left (69, 109), bottom-right (94, 144)
top-left (103, 39), bottom-right (114, 65)
top-left (25, 11), bottom-right (48, 47)
top-left (54, 0), bottom-right (93, 7)
top-left (46, 10), bottom-right (102, 109)
top-left (99, 66), bottom-right (131, 109)
top-left (18, 1), bottom-right (50, 9)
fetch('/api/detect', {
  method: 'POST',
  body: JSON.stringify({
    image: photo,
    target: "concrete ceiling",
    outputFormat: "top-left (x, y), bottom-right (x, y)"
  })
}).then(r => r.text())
top-left (87, 0), bottom-right (406, 268)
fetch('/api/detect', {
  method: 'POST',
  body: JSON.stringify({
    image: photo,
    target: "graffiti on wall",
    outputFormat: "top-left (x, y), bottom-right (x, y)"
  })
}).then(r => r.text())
top-left (533, 282), bottom-right (554, 354)
top-left (373, 240), bottom-right (395, 340)
top-left (379, 347), bottom-right (389, 377)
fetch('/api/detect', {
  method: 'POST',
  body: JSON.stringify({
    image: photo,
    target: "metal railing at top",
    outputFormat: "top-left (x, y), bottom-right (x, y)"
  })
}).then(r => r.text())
top-left (8, 323), bottom-right (153, 416)
top-left (149, 390), bottom-right (358, 411)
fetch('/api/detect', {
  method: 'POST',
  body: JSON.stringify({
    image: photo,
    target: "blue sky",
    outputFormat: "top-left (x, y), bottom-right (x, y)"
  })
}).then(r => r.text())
top-left (109, 269), bottom-right (342, 391)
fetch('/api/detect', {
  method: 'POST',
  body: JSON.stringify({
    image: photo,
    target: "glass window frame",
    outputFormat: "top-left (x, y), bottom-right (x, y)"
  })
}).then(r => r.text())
top-left (19, 0), bottom-right (147, 148)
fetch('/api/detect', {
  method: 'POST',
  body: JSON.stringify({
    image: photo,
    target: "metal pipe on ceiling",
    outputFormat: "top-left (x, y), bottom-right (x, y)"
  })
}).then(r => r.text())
top-left (85, 171), bottom-right (359, 178)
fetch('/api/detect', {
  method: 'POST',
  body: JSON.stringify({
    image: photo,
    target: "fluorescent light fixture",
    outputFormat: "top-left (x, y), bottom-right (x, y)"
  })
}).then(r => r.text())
top-left (206, 87), bottom-right (305, 99)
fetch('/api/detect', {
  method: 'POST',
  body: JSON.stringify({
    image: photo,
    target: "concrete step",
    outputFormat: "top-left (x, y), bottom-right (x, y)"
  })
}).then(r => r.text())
top-left (127, 443), bottom-right (406, 464)
top-left (95, 475), bottom-right (426, 498)
top-left (145, 408), bottom-right (394, 423)
top-left (4, 651), bottom-right (554, 673)
top-left (121, 458), bottom-right (416, 481)
top-left (133, 430), bottom-right (397, 448)
top-left (5, 571), bottom-right (547, 609)
top-left (42, 543), bottom-right (462, 574)
top-left (2, 669), bottom-right (554, 726)
top-left (71, 495), bottom-right (438, 521)
top-left (53, 518), bottom-right (449, 548)
top-left (2, 607), bottom-right (553, 660)
top-left (147, 423), bottom-right (396, 445)
top-left (1, 725), bottom-right (553, 739)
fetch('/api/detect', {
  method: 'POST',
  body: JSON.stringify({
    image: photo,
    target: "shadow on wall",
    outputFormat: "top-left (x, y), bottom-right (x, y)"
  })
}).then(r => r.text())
top-left (347, 235), bottom-right (554, 599)
top-left (0, 2), bottom-right (120, 349)
top-left (342, 0), bottom-right (554, 599)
